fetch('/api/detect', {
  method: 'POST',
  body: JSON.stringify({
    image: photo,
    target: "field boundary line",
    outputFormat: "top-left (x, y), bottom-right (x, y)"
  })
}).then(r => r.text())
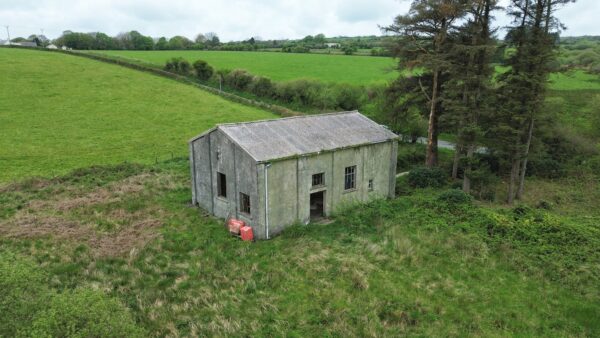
top-left (2, 46), bottom-right (301, 117)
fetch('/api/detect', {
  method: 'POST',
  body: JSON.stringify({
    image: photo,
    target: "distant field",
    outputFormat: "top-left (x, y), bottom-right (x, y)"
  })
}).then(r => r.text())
top-left (0, 48), bottom-right (275, 182)
top-left (90, 50), bottom-right (398, 85)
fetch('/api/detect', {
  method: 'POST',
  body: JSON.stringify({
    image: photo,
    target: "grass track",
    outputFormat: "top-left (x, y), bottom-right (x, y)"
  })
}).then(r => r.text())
top-left (90, 50), bottom-right (398, 84)
top-left (0, 48), bottom-right (275, 182)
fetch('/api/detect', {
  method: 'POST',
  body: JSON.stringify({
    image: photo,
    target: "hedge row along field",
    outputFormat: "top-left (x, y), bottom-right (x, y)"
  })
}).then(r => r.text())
top-left (90, 50), bottom-right (399, 84)
top-left (92, 50), bottom-right (600, 134)
top-left (0, 48), bottom-right (275, 182)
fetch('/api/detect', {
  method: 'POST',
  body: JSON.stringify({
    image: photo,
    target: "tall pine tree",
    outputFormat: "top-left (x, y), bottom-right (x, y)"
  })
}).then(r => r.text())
top-left (496, 0), bottom-right (574, 204)
top-left (385, 0), bottom-right (469, 167)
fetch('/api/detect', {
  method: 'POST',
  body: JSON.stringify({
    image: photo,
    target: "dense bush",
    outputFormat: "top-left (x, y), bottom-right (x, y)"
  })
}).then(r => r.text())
top-left (437, 189), bottom-right (473, 205)
top-left (397, 145), bottom-right (426, 171)
top-left (249, 76), bottom-right (275, 97)
top-left (275, 79), bottom-right (323, 107)
top-left (225, 69), bottom-right (254, 90)
top-left (332, 83), bottom-right (362, 110)
top-left (407, 167), bottom-right (447, 188)
top-left (192, 59), bottom-right (214, 81)
top-left (164, 57), bottom-right (191, 75)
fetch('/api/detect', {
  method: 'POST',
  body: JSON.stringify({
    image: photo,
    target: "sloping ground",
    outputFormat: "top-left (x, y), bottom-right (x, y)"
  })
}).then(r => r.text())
top-left (90, 50), bottom-right (398, 84)
top-left (0, 48), bottom-right (275, 182)
top-left (1, 159), bottom-right (598, 337)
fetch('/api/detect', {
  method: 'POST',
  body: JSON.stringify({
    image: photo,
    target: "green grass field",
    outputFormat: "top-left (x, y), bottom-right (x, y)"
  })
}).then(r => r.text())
top-left (1, 160), bottom-right (598, 336)
top-left (90, 50), bottom-right (398, 85)
top-left (0, 48), bottom-right (275, 182)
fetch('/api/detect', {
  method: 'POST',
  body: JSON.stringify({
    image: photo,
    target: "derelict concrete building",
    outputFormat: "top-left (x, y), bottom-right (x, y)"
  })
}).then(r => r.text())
top-left (189, 111), bottom-right (398, 239)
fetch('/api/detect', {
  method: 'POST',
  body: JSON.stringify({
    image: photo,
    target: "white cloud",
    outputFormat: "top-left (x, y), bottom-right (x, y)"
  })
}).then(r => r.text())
top-left (0, 0), bottom-right (597, 41)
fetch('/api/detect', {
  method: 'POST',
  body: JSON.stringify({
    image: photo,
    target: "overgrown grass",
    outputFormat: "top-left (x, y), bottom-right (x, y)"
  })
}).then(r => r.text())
top-left (88, 50), bottom-right (398, 84)
top-left (0, 48), bottom-right (275, 182)
top-left (1, 159), bottom-right (599, 337)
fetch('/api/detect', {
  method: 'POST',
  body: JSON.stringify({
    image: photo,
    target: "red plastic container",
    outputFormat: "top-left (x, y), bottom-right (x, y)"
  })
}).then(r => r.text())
top-left (228, 219), bottom-right (245, 235)
top-left (240, 226), bottom-right (254, 241)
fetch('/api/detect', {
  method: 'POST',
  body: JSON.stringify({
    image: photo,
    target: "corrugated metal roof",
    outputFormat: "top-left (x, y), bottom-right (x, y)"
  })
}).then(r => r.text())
top-left (213, 111), bottom-right (398, 162)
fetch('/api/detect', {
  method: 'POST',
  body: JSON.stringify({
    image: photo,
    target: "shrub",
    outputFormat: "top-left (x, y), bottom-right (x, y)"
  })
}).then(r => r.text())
top-left (192, 59), bottom-right (214, 81)
top-left (225, 69), bottom-right (254, 90)
top-left (164, 57), bottom-right (191, 75)
top-left (333, 84), bottom-right (362, 110)
top-left (249, 76), bottom-right (275, 97)
top-left (437, 189), bottom-right (473, 205)
top-left (407, 167), bottom-right (447, 188)
top-left (397, 145), bottom-right (426, 171)
top-left (275, 79), bottom-right (323, 106)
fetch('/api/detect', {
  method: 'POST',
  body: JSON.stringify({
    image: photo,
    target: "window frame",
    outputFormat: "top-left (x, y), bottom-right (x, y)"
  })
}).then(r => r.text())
top-left (217, 172), bottom-right (227, 198)
top-left (312, 172), bottom-right (325, 188)
top-left (240, 192), bottom-right (251, 215)
top-left (368, 179), bottom-right (374, 191)
top-left (344, 165), bottom-right (357, 191)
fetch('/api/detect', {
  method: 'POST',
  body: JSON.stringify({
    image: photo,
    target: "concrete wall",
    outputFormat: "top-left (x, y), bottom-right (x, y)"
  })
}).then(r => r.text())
top-left (191, 132), bottom-right (397, 240)
top-left (261, 140), bottom-right (397, 238)
top-left (190, 129), bottom-right (260, 230)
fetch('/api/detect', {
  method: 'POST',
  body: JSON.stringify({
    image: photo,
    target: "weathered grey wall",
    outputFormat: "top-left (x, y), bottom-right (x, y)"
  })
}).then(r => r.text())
top-left (297, 152), bottom-right (334, 224)
top-left (192, 132), bottom-right (397, 240)
top-left (263, 158), bottom-right (298, 237)
top-left (261, 140), bottom-right (397, 238)
top-left (190, 135), bottom-right (212, 212)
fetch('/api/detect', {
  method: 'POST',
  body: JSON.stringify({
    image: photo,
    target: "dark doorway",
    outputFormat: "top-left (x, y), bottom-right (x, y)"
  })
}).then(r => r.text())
top-left (310, 191), bottom-right (325, 220)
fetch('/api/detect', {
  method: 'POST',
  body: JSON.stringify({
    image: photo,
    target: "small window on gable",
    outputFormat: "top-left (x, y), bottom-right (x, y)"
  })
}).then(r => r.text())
top-left (368, 179), bottom-right (374, 191)
top-left (240, 192), bottom-right (251, 214)
top-left (344, 165), bottom-right (356, 190)
top-left (217, 172), bottom-right (227, 198)
top-left (312, 173), bottom-right (324, 187)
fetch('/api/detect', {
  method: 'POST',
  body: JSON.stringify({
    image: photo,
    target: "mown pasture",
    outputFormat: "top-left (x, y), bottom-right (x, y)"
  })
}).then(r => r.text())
top-left (0, 48), bottom-right (275, 182)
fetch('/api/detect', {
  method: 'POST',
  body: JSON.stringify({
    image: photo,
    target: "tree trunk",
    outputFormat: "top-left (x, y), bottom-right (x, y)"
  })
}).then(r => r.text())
top-left (507, 157), bottom-right (520, 204)
top-left (516, 118), bottom-right (534, 199)
top-left (463, 145), bottom-right (475, 193)
top-left (426, 70), bottom-right (439, 167)
top-left (452, 143), bottom-right (462, 179)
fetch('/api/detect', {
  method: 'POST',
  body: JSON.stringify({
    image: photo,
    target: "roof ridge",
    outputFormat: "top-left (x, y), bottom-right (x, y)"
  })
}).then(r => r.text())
top-left (217, 110), bottom-right (359, 128)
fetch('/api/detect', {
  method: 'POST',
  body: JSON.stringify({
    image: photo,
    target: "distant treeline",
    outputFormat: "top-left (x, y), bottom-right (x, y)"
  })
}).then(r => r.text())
top-left (12, 30), bottom-right (393, 55)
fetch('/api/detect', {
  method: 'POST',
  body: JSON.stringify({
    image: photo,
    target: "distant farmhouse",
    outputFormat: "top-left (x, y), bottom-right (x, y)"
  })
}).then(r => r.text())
top-left (15, 41), bottom-right (37, 47)
top-left (189, 112), bottom-right (399, 239)
top-left (325, 42), bottom-right (340, 48)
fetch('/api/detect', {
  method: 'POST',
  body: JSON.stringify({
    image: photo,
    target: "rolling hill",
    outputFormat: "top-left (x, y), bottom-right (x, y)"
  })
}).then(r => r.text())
top-left (0, 48), bottom-right (275, 182)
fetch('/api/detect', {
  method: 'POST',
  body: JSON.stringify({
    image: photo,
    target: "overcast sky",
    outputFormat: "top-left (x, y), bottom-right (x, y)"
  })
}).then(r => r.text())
top-left (0, 0), bottom-right (598, 42)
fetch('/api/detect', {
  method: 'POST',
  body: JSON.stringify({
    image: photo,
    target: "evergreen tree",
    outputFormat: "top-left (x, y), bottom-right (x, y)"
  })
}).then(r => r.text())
top-left (385, 0), bottom-right (469, 167)
top-left (443, 0), bottom-right (498, 192)
top-left (495, 0), bottom-right (573, 204)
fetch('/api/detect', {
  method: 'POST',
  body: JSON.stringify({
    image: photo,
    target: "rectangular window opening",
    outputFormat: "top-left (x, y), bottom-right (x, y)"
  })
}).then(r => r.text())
top-left (240, 192), bottom-right (251, 214)
top-left (368, 179), bottom-right (374, 191)
top-left (217, 172), bottom-right (227, 198)
top-left (312, 173), bottom-right (324, 187)
top-left (344, 166), bottom-right (356, 190)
